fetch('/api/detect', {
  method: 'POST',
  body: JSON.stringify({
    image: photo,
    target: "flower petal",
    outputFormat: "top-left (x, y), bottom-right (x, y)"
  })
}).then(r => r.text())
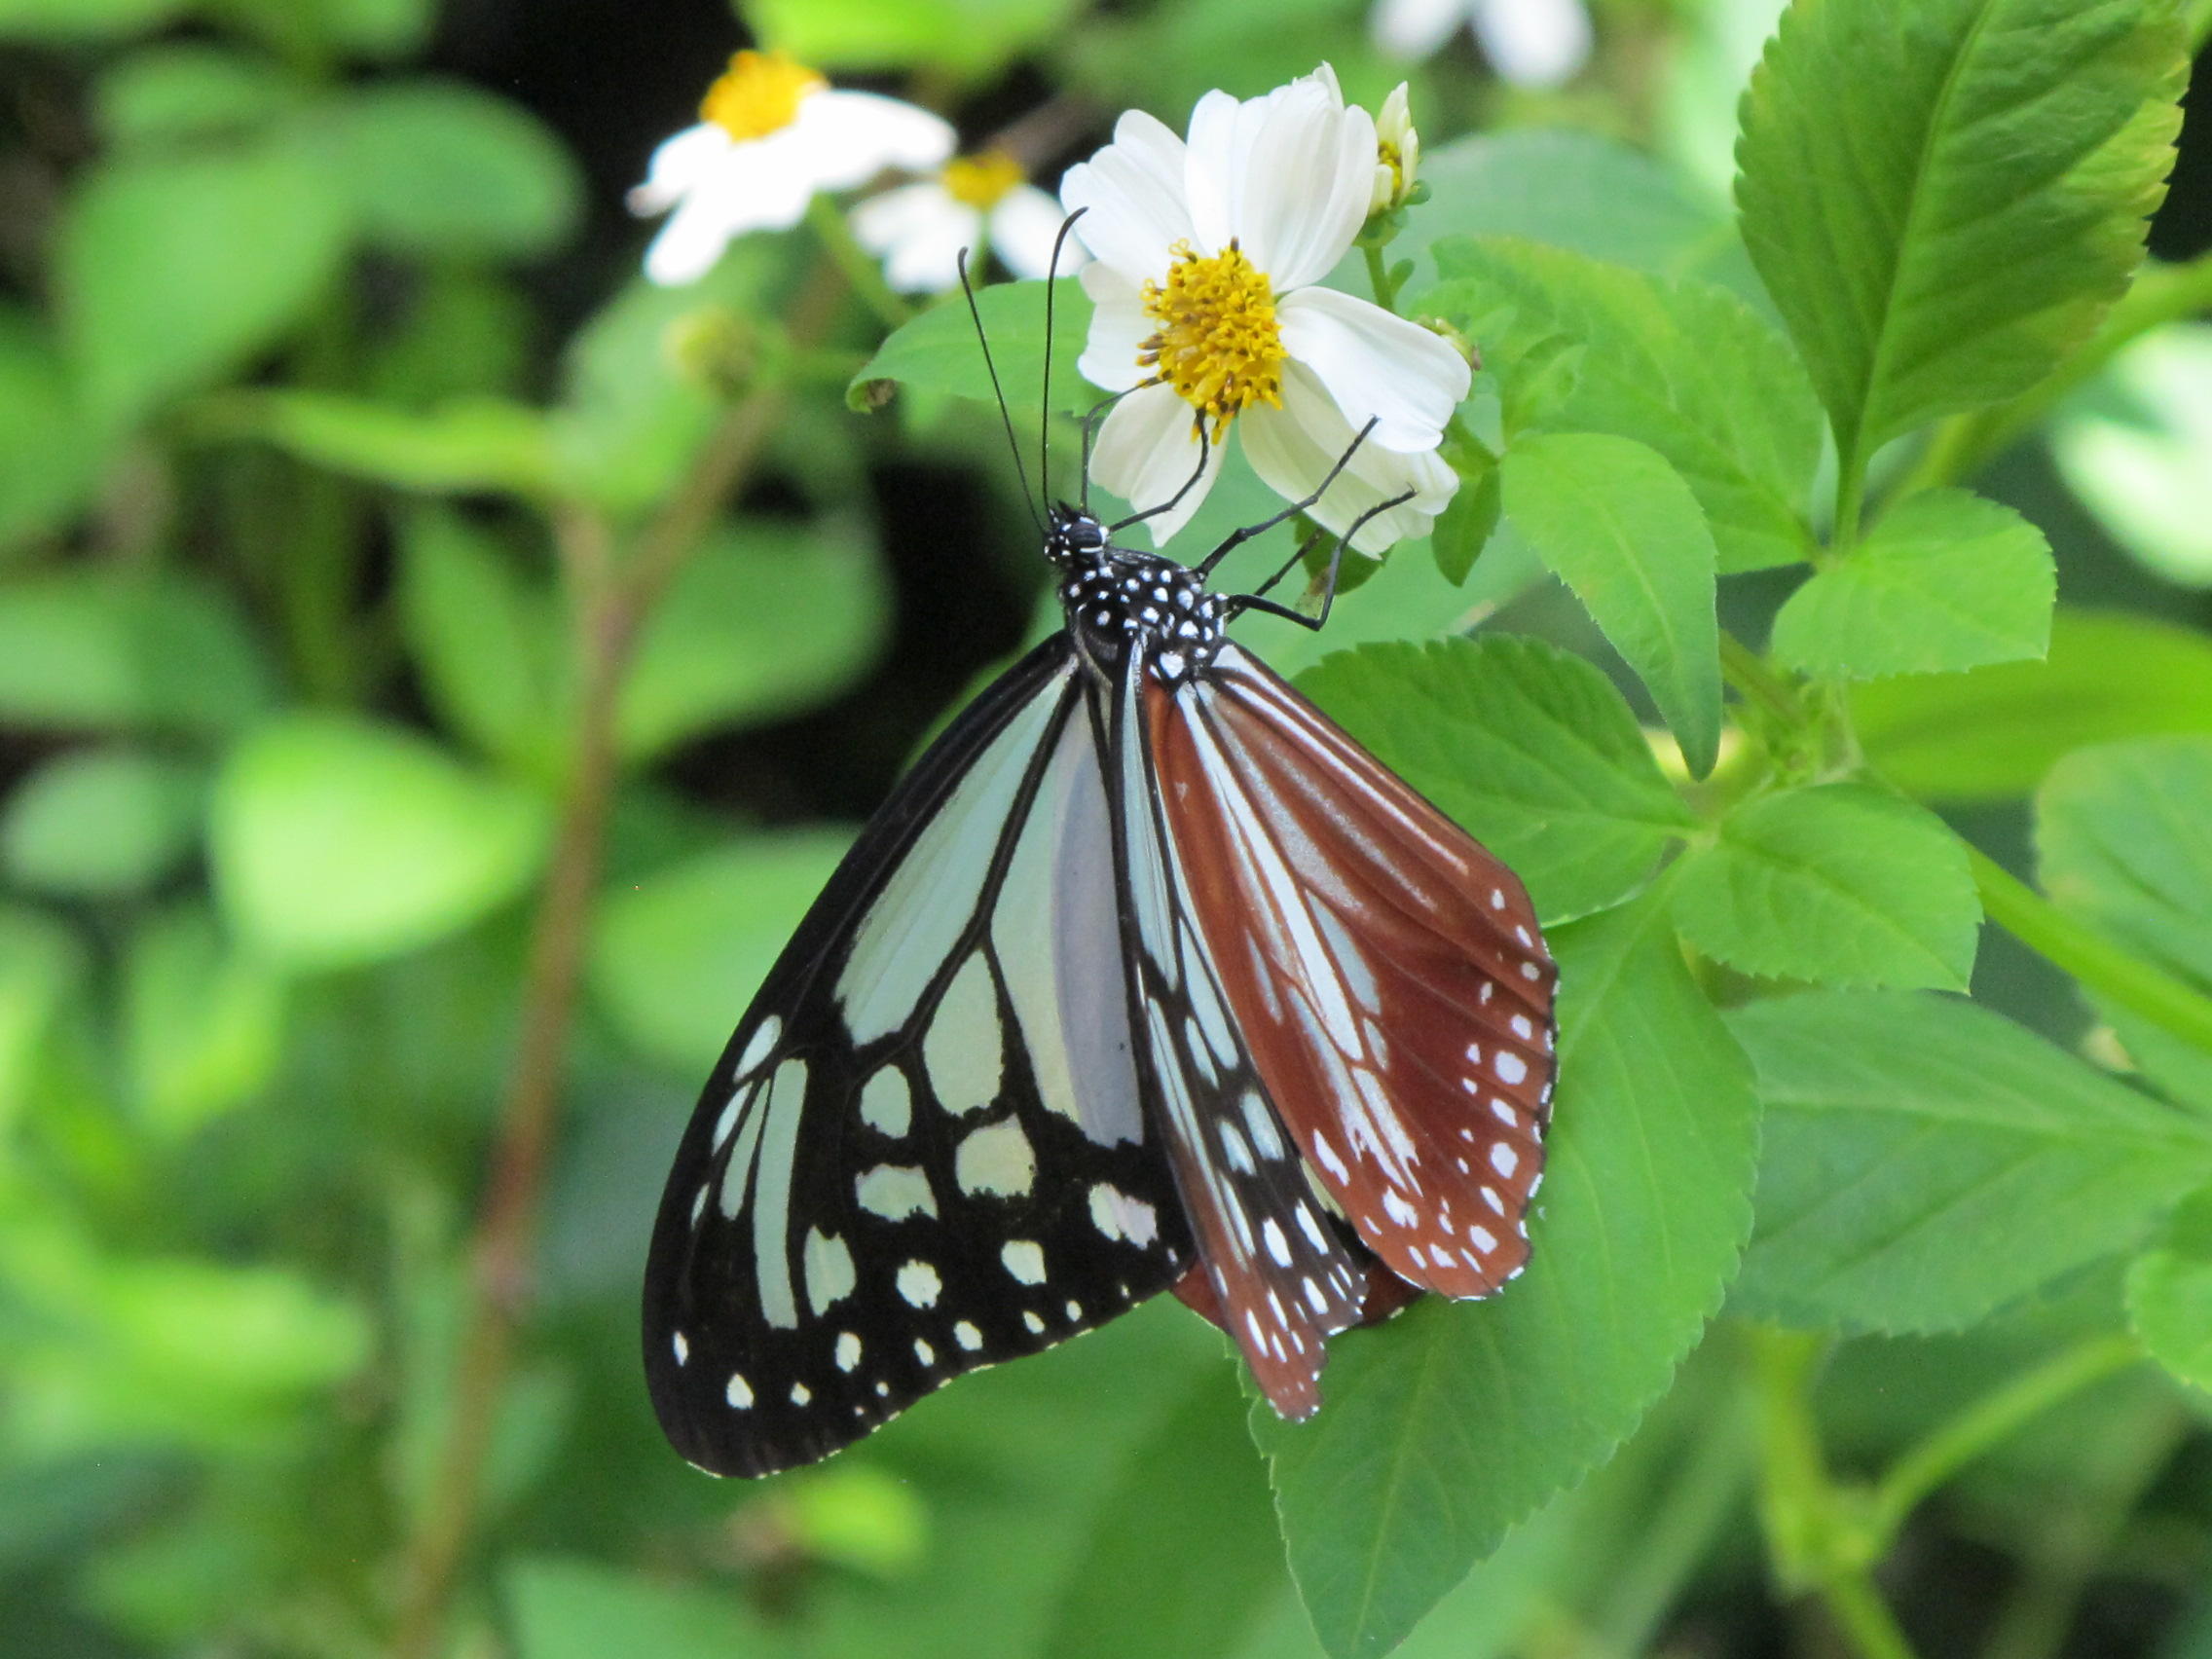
top-left (642, 163), bottom-right (815, 285)
top-left (1075, 264), bottom-right (1153, 393)
top-left (629, 124), bottom-right (733, 215)
top-left (1472, 0), bottom-right (1593, 87)
top-left (796, 91), bottom-right (956, 190)
top-left (990, 185), bottom-right (1079, 280)
top-left (1189, 74), bottom-right (1372, 288)
top-left (851, 185), bottom-right (979, 293)
top-left (1277, 284), bottom-right (1468, 450)
top-left (1060, 109), bottom-right (1195, 278)
top-left (1091, 382), bottom-right (1222, 546)
top-left (850, 181), bottom-right (951, 250)
top-left (1241, 365), bottom-right (1458, 553)
top-left (1371, 0), bottom-right (1469, 60)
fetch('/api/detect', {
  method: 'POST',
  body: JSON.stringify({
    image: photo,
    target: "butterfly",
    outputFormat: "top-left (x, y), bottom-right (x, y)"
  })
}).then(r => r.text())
top-left (641, 258), bottom-right (1558, 1479)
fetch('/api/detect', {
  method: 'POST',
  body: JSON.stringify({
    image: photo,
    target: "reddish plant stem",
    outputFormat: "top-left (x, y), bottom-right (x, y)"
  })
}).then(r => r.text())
top-left (390, 267), bottom-right (846, 1659)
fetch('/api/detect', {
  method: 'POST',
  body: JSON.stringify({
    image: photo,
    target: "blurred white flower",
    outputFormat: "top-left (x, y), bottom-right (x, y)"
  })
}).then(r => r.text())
top-left (851, 151), bottom-right (1077, 294)
top-left (1060, 66), bottom-right (1468, 554)
top-left (1370, 83), bottom-right (1420, 214)
top-left (1371, 0), bottom-right (1593, 88)
top-left (630, 50), bottom-right (955, 286)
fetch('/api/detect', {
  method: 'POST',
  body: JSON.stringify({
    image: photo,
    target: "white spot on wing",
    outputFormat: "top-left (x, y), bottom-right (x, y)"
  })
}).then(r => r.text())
top-left (804, 1228), bottom-right (857, 1314)
top-left (1495, 1051), bottom-right (1529, 1085)
top-left (856, 1163), bottom-right (939, 1220)
top-left (1382, 1189), bottom-right (1419, 1228)
top-left (1002, 1239), bottom-right (1047, 1284)
top-left (924, 953), bottom-right (1004, 1114)
top-left (955, 1116), bottom-right (1036, 1198)
top-left (860, 1066), bottom-right (912, 1136)
top-left (1088, 1183), bottom-right (1161, 1246)
top-left (671, 1332), bottom-right (688, 1365)
top-left (726, 1373), bottom-right (753, 1409)
top-left (790, 1382), bottom-right (811, 1406)
top-left (1263, 1217), bottom-right (1292, 1266)
top-left (896, 1260), bottom-right (942, 1309)
top-left (954, 1320), bottom-right (982, 1351)
top-left (735, 1016), bottom-right (781, 1080)
top-left (835, 1332), bottom-right (862, 1371)
top-left (1491, 1143), bottom-right (1520, 1178)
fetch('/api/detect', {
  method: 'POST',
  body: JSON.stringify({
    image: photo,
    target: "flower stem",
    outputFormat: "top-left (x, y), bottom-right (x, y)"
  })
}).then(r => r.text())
top-left (1363, 241), bottom-right (1402, 313)
top-left (1969, 844), bottom-right (2212, 1065)
top-left (808, 193), bottom-right (913, 334)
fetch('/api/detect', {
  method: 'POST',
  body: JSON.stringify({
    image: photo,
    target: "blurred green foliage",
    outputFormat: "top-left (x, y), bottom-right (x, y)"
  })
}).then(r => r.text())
top-left (1, 0), bottom-right (2211, 1657)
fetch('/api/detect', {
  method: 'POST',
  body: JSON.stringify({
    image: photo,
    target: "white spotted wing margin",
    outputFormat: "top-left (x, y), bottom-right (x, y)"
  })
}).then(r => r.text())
top-left (1105, 642), bottom-right (1373, 1419)
top-left (643, 638), bottom-right (1195, 1479)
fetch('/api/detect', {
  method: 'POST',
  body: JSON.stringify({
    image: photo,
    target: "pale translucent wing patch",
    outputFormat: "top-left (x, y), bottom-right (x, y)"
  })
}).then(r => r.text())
top-left (1151, 644), bottom-right (1559, 1300)
top-left (644, 644), bottom-right (1193, 1478)
top-left (1113, 652), bottom-right (1369, 1419)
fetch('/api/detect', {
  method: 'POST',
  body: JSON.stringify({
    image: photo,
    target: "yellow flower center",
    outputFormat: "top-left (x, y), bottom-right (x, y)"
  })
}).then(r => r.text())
top-left (1377, 137), bottom-right (1406, 203)
top-left (1138, 241), bottom-right (1285, 428)
top-left (699, 50), bottom-right (825, 142)
top-left (942, 151), bottom-right (1025, 208)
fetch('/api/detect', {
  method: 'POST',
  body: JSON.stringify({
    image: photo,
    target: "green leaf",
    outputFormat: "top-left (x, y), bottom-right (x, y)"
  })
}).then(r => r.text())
top-left (0, 310), bottom-right (106, 555)
top-left (1499, 432), bottom-right (1721, 777)
top-left (312, 0), bottom-right (432, 58)
top-left (2125, 1184), bottom-right (2212, 1393)
top-left (1727, 990), bottom-right (2212, 1333)
top-left (57, 141), bottom-right (351, 427)
top-left (2051, 320), bottom-right (2212, 589)
top-left (0, 569), bottom-right (276, 737)
top-left (0, 747), bottom-right (204, 899)
top-left (618, 521), bottom-right (890, 763)
top-left (752, 0), bottom-right (1079, 77)
top-left (1854, 609), bottom-right (2212, 802)
top-left (1258, 892), bottom-right (1757, 1659)
top-left (209, 715), bottom-right (551, 971)
top-left (310, 82), bottom-right (581, 260)
top-left (1771, 489), bottom-right (2054, 680)
top-left (1734, 0), bottom-right (2187, 468)
top-left (1396, 130), bottom-right (1767, 310)
top-left (506, 1557), bottom-right (792, 1659)
top-left (1671, 784), bottom-right (1979, 989)
top-left (1426, 239), bottom-right (1820, 572)
top-left (122, 903), bottom-right (285, 1139)
top-left (1039, 1368), bottom-right (1285, 1659)
top-left (851, 276), bottom-right (1090, 421)
top-left (0, 904), bottom-right (87, 1131)
top-left (1295, 637), bottom-right (1694, 924)
top-left (208, 388), bottom-right (559, 498)
top-left (1429, 462), bottom-right (1498, 586)
top-left (2036, 736), bottom-right (2212, 986)
top-left (396, 508), bottom-right (563, 777)
top-left (95, 46), bottom-right (306, 146)
top-left (0, 0), bottom-right (182, 40)
top-left (589, 831), bottom-right (851, 1074)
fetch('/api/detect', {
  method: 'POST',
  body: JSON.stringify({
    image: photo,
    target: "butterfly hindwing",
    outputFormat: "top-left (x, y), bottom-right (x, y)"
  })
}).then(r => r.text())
top-left (644, 641), bottom-right (1194, 1478)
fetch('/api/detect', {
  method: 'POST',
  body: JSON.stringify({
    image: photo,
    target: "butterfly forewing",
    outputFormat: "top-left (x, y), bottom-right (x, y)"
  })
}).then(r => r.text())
top-left (1107, 647), bottom-right (1370, 1418)
top-left (1149, 644), bottom-right (1559, 1301)
top-left (644, 641), bottom-right (1194, 1478)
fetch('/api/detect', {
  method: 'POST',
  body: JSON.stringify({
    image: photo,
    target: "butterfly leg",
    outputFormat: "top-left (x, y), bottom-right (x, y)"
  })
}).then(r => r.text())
top-left (1225, 486), bottom-right (1418, 633)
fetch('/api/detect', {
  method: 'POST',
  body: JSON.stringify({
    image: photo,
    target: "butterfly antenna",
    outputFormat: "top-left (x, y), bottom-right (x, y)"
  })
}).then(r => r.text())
top-left (959, 247), bottom-right (1043, 535)
top-left (1039, 208), bottom-right (1087, 513)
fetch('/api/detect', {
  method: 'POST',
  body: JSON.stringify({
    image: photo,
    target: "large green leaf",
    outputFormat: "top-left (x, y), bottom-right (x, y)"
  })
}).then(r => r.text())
top-left (2126, 1184), bottom-right (2212, 1394)
top-left (1734, 0), bottom-right (2186, 468)
top-left (1853, 609), bottom-right (2212, 802)
top-left (122, 903), bottom-right (285, 1140)
top-left (506, 1557), bottom-right (793, 1659)
top-left (308, 81), bottom-right (581, 260)
top-left (1258, 893), bottom-right (1757, 1659)
top-left (589, 831), bottom-right (852, 1075)
top-left (209, 715), bottom-right (551, 971)
top-left (0, 0), bottom-right (182, 39)
top-left (0, 904), bottom-right (87, 1130)
top-left (208, 389), bottom-right (559, 498)
top-left (0, 748), bottom-right (204, 900)
top-left (1728, 990), bottom-right (2212, 1333)
top-left (618, 520), bottom-right (890, 762)
top-left (1499, 432), bottom-right (1721, 776)
top-left (1295, 637), bottom-right (1694, 924)
top-left (851, 276), bottom-right (1091, 424)
top-left (0, 569), bottom-right (276, 737)
top-left (0, 309), bottom-right (105, 555)
top-left (396, 508), bottom-right (563, 778)
top-left (1671, 784), bottom-right (1979, 989)
top-left (1771, 489), bottom-right (2054, 680)
top-left (1426, 238), bottom-right (1820, 571)
top-left (57, 140), bottom-right (351, 426)
top-left (752, 0), bottom-right (1078, 78)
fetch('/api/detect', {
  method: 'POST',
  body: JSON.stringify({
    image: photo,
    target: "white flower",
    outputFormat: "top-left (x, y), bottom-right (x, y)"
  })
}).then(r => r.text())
top-left (1371, 0), bottom-right (1593, 88)
top-left (630, 51), bottom-right (955, 286)
top-left (1370, 83), bottom-right (1420, 214)
top-left (851, 151), bottom-right (1078, 294)
top-left (1059, 66), bottom-right (1469, 554)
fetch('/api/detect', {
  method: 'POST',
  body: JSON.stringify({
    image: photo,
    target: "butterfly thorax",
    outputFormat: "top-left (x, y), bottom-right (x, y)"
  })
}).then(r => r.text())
top-left (1046, 504), bottom-right (1226, 686)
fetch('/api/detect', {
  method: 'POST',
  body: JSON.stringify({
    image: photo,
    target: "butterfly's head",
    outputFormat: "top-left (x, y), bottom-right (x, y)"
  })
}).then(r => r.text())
top-left (1044, 501), bottom-right (1109, 569)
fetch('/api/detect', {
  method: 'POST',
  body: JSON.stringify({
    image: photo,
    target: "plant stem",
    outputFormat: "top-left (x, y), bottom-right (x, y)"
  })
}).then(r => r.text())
top-left (1363, 241), bottom-right (1401, 313)
top-left (807, 193), bottom-right (912, 334)
top-left (1969, 845), bottom-right (2212, 1063)
top-left (1869, 1334), bottom-right (2140, 1543)
top-left (388, 264), bottom-right (850, 1659)
top-left (1717, 628), bottom-right (1805, 727)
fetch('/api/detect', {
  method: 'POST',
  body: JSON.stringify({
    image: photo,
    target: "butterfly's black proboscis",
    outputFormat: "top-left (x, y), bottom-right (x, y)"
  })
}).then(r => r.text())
top-left (642, 233), bottom-right (1558, 1478)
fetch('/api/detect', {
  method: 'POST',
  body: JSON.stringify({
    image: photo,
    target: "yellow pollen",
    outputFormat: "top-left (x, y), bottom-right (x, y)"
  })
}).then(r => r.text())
top-left (942, 151), bottom-right (1024, 208)
top-left (1377, 138), bottom-right (1406, 203)
top-left (1138, 241), bottom-right (1285, 428)
top-left (699, 50), bottom-right (825, 142)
